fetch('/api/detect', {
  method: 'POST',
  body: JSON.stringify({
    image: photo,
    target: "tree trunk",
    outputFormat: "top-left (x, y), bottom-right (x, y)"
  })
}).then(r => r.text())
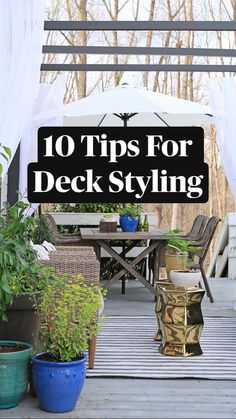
top-left (77, 0), bottom-right (87, 98)
top-left (170, 204), bottom-right (179, 230)
top-left (143, 0), bottom-right (156, 88)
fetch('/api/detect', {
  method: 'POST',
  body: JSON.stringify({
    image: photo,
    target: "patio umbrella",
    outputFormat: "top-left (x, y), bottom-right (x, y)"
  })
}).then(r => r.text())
top-left (63, 84), bottom-right (212, 295)
top-left (63, 84), bottom-right (212, 127)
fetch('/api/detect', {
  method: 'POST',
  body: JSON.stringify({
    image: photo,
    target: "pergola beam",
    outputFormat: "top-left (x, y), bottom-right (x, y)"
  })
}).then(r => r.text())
top-left (44, 20), bottom-right (236, 31)
top-left (42, 45), bottom-right (236, 57)
top-left (41, 63), bottom-right (236, 72)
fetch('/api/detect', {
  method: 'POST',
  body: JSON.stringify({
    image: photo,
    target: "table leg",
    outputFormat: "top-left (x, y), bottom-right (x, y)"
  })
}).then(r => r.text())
top-left (100, 241), bottom-right (136, 276)
top-left (153, 241), bottom-right (167, 288)
top-left (121, 242), bottom-right (126, 294)
top-left (121, 279), bottom-right (126, 294)
top-left (99, 240), bottom-right (162, 295)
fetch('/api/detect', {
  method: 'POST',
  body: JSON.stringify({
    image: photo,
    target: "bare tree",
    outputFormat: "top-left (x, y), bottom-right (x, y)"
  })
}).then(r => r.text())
top-left (143, 0), bottom-right (156, 88)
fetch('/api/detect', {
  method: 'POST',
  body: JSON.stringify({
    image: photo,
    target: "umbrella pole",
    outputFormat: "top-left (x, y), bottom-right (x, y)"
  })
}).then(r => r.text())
top-left (121, 114), bottom-right (129, 294)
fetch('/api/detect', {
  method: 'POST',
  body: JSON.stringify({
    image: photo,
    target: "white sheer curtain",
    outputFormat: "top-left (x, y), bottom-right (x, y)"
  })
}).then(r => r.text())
top-left (208, 77), bottom-right (236, 201)
top-left (0, 0), bottom-right (45, 179)
top-left (19, 77), bottom-right (64, 212)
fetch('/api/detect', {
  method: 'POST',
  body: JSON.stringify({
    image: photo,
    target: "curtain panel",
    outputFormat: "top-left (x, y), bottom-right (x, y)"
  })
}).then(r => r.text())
top-left (20, 77), bottom-right (64, 212)
top-left (208, 77), bottom-right (236, 202)
top-left (0, 0), bottom-right (45, 179)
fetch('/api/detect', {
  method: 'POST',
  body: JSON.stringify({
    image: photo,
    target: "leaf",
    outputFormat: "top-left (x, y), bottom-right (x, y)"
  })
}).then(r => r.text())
top-left (1, 279), bottom-right (11, 294)
top-left (0, 152), bottom-right (9, 162)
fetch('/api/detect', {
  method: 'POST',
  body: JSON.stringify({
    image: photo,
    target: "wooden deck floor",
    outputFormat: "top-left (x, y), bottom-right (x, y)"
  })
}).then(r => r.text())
top-left (2, 278), bottom-right (236, 419)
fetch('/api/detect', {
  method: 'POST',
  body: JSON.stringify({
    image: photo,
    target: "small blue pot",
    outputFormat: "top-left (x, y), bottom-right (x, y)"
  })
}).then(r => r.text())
top-left (32, 352), bottom-right (87, 413)
top-left (120, 215), bottom-right (138, 232)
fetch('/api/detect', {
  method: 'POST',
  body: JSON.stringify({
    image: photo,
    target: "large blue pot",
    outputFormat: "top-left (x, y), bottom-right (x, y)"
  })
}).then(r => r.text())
top-left (120, 215), bottom-right (138, 232)
top-left (32, 352), bottom-right (87, 413)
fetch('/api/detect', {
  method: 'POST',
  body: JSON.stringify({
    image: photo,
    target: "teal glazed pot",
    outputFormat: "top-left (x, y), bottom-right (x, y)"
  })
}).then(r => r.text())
top-left (0, 340), bottom-right (32, 409)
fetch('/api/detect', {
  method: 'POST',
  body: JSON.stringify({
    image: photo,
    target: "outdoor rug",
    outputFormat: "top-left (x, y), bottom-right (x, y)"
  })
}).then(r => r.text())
top-left (87, 316), bottom-right (236, 380)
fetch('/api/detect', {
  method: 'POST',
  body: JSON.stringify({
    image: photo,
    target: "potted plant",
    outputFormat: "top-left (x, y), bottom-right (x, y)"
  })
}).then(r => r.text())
top-left (0, 340), bottom-right (32, 409)
top-left (32, 276), bottom-right (103, 413)
top-left (165, 230), bottom-right (197, 280)
top-left (0, 201), bottom-right (55, 345)
top-left (119, 203), bottom-right (142, 232)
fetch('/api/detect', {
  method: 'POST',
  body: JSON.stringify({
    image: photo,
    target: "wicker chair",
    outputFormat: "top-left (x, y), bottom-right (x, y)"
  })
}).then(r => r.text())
top-left (54, 246), bottom-right (94, 252)
top-left (49, 246), bottom-right (97, 261)
top-left (40, 250), bottom-right (100, 369)
top-left (44, 213), bottom-right (100, 259)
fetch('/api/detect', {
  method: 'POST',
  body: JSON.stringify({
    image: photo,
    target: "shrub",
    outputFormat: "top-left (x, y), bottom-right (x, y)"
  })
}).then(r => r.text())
top-left (119, 203), bottom-right (142, 218)
top-left (37, 276), bottom-right (104, 361)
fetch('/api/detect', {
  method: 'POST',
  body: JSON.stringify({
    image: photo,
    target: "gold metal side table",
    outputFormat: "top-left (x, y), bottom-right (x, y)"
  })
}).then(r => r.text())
top-left (155, 282), bottom-right (205, 357)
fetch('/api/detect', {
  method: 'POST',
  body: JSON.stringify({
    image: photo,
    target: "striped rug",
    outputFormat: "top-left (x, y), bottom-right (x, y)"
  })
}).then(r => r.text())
top-left (87, 316), bottom-right (236, 380)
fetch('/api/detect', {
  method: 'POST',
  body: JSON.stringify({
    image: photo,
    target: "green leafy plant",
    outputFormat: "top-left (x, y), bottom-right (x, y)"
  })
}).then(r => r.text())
top-left (119, 203), bottom-right (142, 218)
top-left (54, 203), bottom-right (120, 213)
top-left (37, 276), bottom-right (104, 361)
top-left (33, 214), bottom-right (57, 244)
top-left (0, 201), bottom-right (55, 320)
top-left (0, 144), bottom-right (11, 182)
top-left (166, 229), bottom-right (198, 255)
top-left (53, 203), bottom-right (121, 233)
top-left (0, 145), bottom-right (55, 320)
top-left (165, 229), bottom-right (202, 272)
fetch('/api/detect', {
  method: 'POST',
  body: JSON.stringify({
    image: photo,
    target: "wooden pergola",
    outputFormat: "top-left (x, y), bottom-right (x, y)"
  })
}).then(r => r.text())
top-left (7, 20), bottom-right (236, 204)
top-left (42, 20), bottom-right (236, 72)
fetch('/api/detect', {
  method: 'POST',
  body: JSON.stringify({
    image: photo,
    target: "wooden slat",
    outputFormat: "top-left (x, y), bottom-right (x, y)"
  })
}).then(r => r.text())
top-left (207, 216), bottom-right (228, 278)
top-left (215, 246), bottom-right (228, 278)
top-left (41, 63), bottom-right (236, 72)
top-left (80, 227), bottom-right (168, 240)
top-left (48, 212), bottom-right (157, 227)
top-left (42, 45), bottom-right (236, 57)
top-left (43, 20), bottom-right (236, 31)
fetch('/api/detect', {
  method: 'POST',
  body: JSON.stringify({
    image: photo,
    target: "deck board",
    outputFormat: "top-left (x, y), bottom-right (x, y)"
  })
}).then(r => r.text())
top-left (5, 379), bottom-right (236, 419)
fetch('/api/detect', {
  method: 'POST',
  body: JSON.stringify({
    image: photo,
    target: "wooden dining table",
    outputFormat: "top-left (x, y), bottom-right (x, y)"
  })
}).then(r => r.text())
top-left (80, 227), bottom-right (170, 295)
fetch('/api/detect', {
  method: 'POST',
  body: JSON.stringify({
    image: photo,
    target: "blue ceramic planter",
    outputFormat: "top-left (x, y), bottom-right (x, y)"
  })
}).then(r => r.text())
top-left (120, 215), bottom-right (138, 232)
top-left (32, 352), bottom-right (87, 413)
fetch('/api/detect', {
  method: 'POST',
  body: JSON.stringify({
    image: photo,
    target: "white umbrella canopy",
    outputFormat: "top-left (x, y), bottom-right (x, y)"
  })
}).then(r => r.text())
top-left (63, 84), bottom-right (212, 127)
